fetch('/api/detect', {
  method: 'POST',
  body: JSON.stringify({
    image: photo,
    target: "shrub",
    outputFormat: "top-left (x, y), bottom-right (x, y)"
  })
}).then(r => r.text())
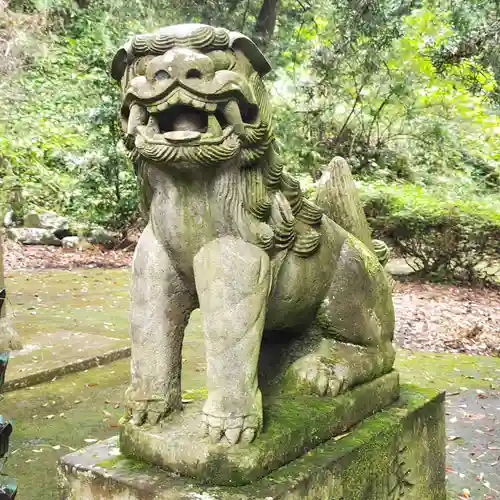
top-left (359, 182), bottom-right (500, 285)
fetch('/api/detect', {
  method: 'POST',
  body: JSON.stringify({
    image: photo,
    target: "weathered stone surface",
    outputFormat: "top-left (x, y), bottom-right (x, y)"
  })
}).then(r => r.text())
top-left (0, 229), bottom-right (21, 352)
top-left (315, 156), bottom-right (375, 252)
top-left (61, 236), bottom-right (85, 249)
top-left (23, 209), bottom-right (69, 238)
top-left (113, 25), bottom-right (397, 462)
top-left (6, 227), bottom-right (62, 246)
top-left (58, 385), bottom-right (446, 499)
top-left (87, 227), bottom-right (119, 248)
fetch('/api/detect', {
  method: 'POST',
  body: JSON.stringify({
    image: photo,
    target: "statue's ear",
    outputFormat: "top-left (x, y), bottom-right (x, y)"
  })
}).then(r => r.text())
top-left (111, 47), bottom-right (129, 82)
top-left (228, 32), bottom-right (272, 76)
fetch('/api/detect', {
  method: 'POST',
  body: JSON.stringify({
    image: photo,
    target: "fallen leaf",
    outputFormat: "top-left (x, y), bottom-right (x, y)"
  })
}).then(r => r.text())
top-left (333, 432), bottom-right (351, 441)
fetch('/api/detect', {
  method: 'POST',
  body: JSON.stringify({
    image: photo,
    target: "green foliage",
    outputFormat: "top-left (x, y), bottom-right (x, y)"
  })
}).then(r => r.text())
top-left (272, 5), bottom-right (500, 188)
top-left (0, 0), bottom-right (499, 286)
top-left (0, 0), bottom-right (180, 228)
top-left (360, 182), bottom-right (500, 285)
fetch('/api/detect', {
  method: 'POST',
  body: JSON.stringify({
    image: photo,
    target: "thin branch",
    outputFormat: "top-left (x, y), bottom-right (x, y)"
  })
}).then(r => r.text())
top-left (241, 0), bottom-right (251, 32)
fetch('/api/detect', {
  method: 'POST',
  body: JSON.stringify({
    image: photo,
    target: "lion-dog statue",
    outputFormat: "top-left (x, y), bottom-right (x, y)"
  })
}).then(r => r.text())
top-left (111, 24), bottom-right (395, 446)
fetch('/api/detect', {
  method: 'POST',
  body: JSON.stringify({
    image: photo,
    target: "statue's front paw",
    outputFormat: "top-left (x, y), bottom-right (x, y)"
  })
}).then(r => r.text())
top-left (201, 413), bottom-right (261, 445)
top-left (284, 354), bottom-right (345, 397)
top-left (122, 386), bottom-right (181, 426)
top-left (201, 389), bottom-right (263, 445)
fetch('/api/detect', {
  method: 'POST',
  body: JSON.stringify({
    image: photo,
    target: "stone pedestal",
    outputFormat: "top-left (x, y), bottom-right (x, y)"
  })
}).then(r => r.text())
top-left (121, 372), bottom-right (399, 486)
top-left (58, 384), bottom-right (446, 500)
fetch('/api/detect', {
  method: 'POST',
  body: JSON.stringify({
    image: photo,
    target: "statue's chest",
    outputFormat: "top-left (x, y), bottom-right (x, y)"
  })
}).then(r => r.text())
top-left (150, 188), bottom-right (212, 252)
top-left (149, 183), bottom-right (239, 269)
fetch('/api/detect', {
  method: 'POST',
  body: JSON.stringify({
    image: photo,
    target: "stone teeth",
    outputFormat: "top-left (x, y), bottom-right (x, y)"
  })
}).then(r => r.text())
top-left (204, 102), bottom-right (217, 112)
top-left (127, 104), bottom-right (148, 136)
top-left (168, 93), bottom-right (181, 105)
top-left (157, 101), bottom-right (170, 112)
top-left (220, 100), bottom-right (244, 136)
top-left (147, 115), bottom-right (160, 134)
top-left (207, 114), bottom-right (223, 136)
top-left (189, 98), bottom-right (202, 109)
top-left (153, 92), bottom-right (217, 114)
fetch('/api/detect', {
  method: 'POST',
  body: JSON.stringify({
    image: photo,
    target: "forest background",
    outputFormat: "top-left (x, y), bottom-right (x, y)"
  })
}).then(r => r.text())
top-left (0, 0), bottom-right (499, 284)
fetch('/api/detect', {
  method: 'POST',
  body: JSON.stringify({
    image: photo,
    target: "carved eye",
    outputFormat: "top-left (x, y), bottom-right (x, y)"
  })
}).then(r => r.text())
top-left (155, 69), bottom-right (170, 81)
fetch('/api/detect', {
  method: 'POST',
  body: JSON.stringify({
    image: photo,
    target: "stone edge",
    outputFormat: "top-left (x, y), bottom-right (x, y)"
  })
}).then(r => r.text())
top-left (3, 346), bottom-right (131, 392)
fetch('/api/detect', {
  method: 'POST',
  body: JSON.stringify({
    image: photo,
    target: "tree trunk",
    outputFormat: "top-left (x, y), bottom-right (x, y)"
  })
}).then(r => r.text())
top-left (255, 0), bottom-right (280, 47)
top-left (314, 156), bottom-right (375, 252)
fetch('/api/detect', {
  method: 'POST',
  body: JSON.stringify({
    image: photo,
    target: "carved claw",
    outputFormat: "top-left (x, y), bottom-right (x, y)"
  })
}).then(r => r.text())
top-left (124, 386), bottom-right (181, 427)
top-left (131, 409), bottom-right (146, 426)
top-left (241, 427), bottom-right (256, 443)
top-left (285, 354), bottom-right (345, 397)
top-left (201, 413), bottom-right (259, 445)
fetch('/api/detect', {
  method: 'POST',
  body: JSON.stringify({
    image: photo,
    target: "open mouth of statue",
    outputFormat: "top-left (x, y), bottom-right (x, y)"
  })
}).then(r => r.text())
top-left (127, 91), bottom-right (260, 148)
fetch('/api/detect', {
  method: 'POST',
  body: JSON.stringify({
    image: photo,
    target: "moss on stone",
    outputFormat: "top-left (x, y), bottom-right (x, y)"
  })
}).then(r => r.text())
top-left (346, 233), bottom-right (381, 278)
top-left (119, 372), bottom-right (399, 487)
top-left (96, 455), bottom-right (123, 469)
top-left (60, 384), bottom-right (446, 499)
top-left (181, 387), bottom-right (208, 401)
top-left (396, 350), bottom-right (500, 390)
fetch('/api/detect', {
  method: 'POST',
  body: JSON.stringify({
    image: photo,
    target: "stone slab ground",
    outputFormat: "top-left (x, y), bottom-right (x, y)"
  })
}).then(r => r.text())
top-left (4, 269), bottom-right (130, 388)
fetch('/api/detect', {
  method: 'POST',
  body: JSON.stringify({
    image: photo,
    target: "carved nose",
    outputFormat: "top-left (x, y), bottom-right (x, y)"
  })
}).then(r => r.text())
top-left (155, 48), bottom-right (214, 81)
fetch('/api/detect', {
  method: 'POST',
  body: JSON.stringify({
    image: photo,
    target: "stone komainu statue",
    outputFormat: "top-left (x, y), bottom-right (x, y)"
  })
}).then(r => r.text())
top-left (111, 24), bottom-right (395, 445)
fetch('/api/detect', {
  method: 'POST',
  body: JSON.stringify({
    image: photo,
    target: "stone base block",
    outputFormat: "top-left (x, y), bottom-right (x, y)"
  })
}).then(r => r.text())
top-left (120, 371), bottom-right (399, 486)
top-left (58, 384), bottom-right (446, 500)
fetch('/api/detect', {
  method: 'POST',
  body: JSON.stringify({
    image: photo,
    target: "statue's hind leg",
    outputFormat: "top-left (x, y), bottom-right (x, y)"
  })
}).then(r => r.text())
top-left (285, 236), bottom-right (395, 396)
top-left (124, 224), bottom-right (196, 426)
